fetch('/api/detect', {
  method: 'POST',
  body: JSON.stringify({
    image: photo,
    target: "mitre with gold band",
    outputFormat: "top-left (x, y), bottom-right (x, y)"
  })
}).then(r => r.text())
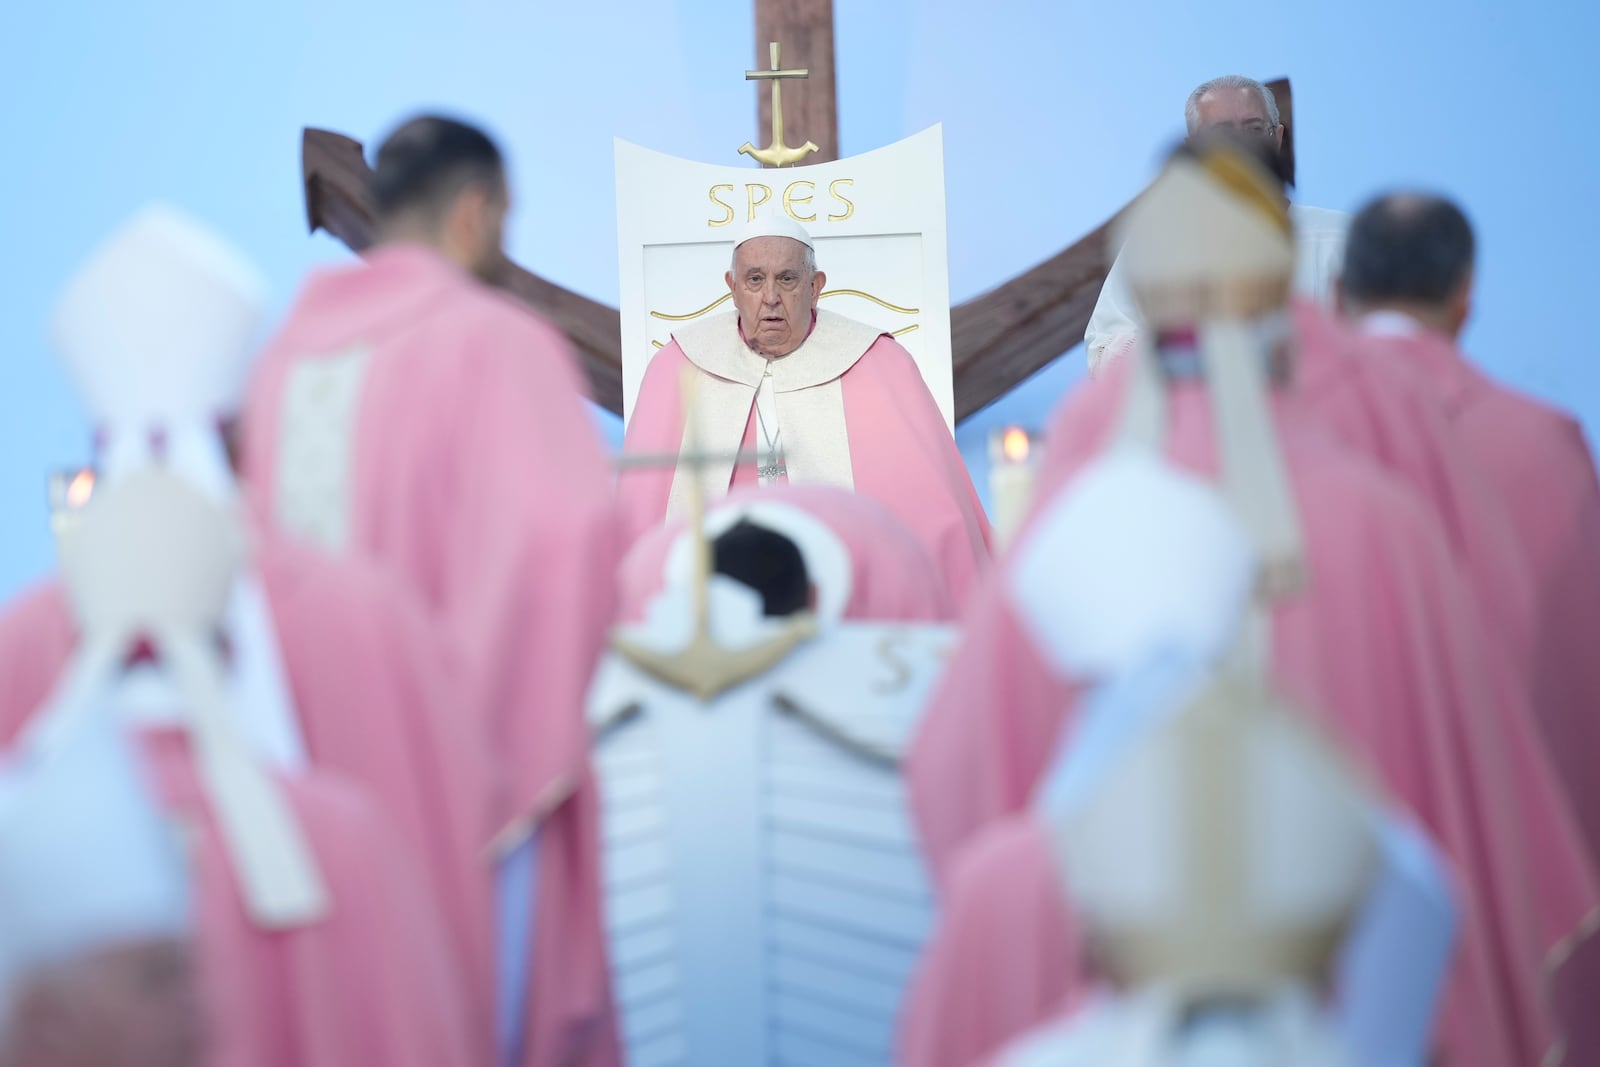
top-left (1055, 669), bottom-right (1380, 997)
top-left (1111, 142), bottom-right (1306, 600)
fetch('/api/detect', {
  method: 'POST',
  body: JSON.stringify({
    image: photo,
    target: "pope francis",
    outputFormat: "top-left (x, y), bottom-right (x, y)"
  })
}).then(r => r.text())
top-left (616, 215), bottom-right (991, 604)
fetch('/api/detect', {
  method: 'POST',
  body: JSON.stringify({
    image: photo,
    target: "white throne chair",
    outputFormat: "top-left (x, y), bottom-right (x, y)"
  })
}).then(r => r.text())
top-left (614, 126), bottom-right (956, 430)
top-left (586, 501), bottom-right (956, 1067)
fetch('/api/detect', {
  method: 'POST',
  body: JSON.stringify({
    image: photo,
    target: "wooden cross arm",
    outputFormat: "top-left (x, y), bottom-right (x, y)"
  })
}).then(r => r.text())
top-left (950, 214), bottom-right (1123, 421)
top-left (300, 121), bottom-right (1103, 424)
top-left (1267, 77), bottom-right (1296, 189)
top-left (301, 128), bottom-right (626, 411)
top-left (300, 76), bottom-right (1289, 425)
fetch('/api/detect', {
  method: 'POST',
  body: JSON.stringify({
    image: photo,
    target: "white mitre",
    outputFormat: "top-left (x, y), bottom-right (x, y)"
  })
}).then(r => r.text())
top-left (52, 203), bottom-right (267, 502)
top-left (1115, 152), bottom-right (1294, 326)
top-left (0, 713), bottom-right (190, 1015)
top-left (1008, 450), bottom-right (1258, 681)
top-left (732, 213), bottom-right (815, 251)
top-left (51, 205), bottom-right (304, 772)
top-left (1111, 148), bottom-right (1303, 593)
top-left (1056, 671), bottom-right (1379, 997)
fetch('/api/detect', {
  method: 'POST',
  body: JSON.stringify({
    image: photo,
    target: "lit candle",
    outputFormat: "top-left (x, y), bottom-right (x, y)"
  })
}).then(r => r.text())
top-left (988, 426), bottom-right (1037, 550)
top-left (48, 467), bottom-right (97, 546)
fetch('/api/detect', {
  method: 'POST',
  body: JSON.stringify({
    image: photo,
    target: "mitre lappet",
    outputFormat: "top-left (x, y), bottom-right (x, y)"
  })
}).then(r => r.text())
top-left (26, 207), bottom-right (326, 927)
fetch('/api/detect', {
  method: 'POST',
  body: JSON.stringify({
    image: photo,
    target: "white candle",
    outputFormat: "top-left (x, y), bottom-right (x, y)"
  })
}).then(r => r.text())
top-left (988, 427), bottom-right (1037, 550)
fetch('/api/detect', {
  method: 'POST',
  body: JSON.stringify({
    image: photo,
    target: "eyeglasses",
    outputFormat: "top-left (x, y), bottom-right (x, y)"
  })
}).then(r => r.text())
top-left (1212, 120), bottom-right (1280, 137)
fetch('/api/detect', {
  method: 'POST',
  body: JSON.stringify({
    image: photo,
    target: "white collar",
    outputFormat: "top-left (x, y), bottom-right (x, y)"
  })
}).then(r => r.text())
top-left (1358, 310), bottom-right (1428, 339)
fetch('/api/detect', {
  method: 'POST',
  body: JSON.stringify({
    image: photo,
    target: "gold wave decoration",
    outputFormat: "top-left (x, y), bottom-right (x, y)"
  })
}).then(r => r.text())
top-left (654, 327), bottom-right (910, 348)
top-left (820, 289), bottom-right (919, 316)
top-left (650, 293), bottom-right (733, 321)
top-left (648, 287), bottom-right (920, 350)
top-left (649, 288), bottom-right (919, 323)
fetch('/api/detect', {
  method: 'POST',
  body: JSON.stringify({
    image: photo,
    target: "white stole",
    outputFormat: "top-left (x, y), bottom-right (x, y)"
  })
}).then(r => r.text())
top-left (273, 345), bottom-right (373, 552)
top-left (664, 311), bottom-right (885, 522)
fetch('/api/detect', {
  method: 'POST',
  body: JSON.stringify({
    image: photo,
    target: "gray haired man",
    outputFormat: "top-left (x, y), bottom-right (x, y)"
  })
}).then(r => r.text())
top-left (1084, 74), bottom-right (1350, 373)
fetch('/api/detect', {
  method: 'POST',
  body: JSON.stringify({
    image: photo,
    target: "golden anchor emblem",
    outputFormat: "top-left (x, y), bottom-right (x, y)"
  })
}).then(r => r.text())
top-left (739, 42), bottom-right (820, 168)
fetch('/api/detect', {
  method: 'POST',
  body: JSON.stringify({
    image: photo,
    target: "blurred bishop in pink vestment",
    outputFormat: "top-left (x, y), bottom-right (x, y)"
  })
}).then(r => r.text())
top-left (615, 214), bottom-right (992, 605)
top-left (1338, 191), bottom-right (1600, 861)
top-left (0, 206), bottom-right (479, 1067)
top-left (240, 116), bottom-right (622, 1067)
top-left (1039, 297), bottom-right (1539, 695)
top-left (902, 140), bottom-right (1600, 1067)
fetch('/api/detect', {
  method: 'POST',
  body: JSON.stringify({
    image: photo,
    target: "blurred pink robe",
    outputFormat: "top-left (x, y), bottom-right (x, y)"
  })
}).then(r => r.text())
top-left (902, 382), bottom-right (1600, 1067)
top-left (617, 325), bottom-right (992, 605)
top-left (616, 483), bottom-right (958, 623)
top-left (241, 244), bottom-right (622, 1067)
top-left (1358, 316), bottom-right (1600, 857)
top-left (0, 573), bottom-right (480, 1067)
top-left (1035, 302), bottom-right (1536, 670)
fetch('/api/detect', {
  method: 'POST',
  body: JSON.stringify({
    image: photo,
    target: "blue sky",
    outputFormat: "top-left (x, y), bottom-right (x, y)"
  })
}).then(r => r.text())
top-left (3, 0), bottom-right (1596, 600)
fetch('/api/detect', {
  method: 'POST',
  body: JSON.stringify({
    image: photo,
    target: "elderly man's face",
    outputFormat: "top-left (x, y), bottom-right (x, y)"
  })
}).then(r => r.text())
top-left (1191, 86), bottom-right (1285, 150)
top-left (726, 236), bottom-right (827, 358)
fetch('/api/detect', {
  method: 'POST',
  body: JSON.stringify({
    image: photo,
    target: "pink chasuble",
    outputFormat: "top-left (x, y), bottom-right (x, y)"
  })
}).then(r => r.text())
top-left (0, 593), bottom-right (477, 1067)
top-left (898, 818), bottom-right (1084, 1067)
top-left (617, 311), bottom-right (992, 606)
top-left (1359, 322), bottom-right (1600, 860)
top-left (616, 483), bottom-right (958, 623)
top-left (1029, 302), bottom-right (1538, 669)
top-left (241, 244), bottom-right (622, 1067)
top-left (902, 385), bottom-right (1600, 1067)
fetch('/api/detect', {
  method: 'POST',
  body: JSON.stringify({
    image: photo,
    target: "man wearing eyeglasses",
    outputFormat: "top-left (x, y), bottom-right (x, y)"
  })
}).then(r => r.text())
top-left (1084, 74), bottom-right (1351, 374)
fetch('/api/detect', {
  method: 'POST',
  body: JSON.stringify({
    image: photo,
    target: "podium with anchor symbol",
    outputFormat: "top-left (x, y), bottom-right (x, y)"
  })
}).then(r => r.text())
top-left (614, 42), bottom-right (956, 430)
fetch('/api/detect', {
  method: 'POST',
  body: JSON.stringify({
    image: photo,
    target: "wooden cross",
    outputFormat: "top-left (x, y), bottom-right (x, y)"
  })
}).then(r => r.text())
top-left (297, 0), bottom-right (1293, 423)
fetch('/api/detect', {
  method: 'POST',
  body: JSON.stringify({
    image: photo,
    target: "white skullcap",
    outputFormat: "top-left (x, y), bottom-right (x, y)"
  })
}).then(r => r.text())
top-left (0, 714), bottom-right (190, 1007)
top-left (733, 213), bottom-right (815, 250)
top-left (664, 500), bottom-right (853, 625)
top-left (1007, 451), bottom-right (1258, 680)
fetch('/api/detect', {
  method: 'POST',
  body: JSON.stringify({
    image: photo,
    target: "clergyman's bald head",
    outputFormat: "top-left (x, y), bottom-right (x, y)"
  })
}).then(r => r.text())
top-left (1342, 193), bottom-right (1476, 309)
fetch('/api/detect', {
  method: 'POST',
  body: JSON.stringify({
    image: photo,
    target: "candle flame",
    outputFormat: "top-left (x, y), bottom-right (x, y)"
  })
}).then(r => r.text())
top-left (1001, 427), bottom-right (1031, 463)
top-left (66, 469), bottom-right (95, 508)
